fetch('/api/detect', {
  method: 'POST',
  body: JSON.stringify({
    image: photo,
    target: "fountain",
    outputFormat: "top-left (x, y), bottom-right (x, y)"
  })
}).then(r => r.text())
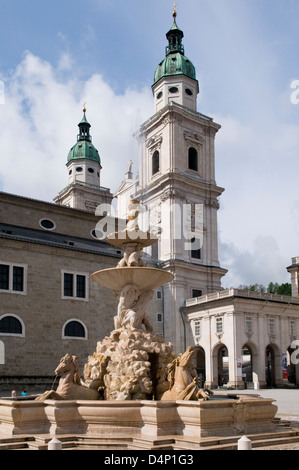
top-left (0, 201), bottom-right (280, 449)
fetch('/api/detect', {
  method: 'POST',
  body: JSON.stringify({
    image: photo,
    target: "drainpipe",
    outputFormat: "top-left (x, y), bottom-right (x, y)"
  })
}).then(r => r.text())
top-left (180, 306), bottom-right (187, 352)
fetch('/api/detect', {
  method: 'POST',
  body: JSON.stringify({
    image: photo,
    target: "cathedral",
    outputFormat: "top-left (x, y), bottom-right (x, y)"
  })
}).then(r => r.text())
top-left (1, 11), bottom-right (299, 390)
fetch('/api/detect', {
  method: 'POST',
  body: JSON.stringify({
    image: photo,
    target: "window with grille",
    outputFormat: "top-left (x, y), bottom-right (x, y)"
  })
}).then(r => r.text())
top-left (268, 318), bottom-right (275, 335)
top-left (216, 317), bottom-right (223, 333)
top-left (0, 315), bottom-right (23, 336)
top-left (76, 275), bottom-right (86, 298)
top-left (62, 271), bottom-right (88, 300)
top-left (245, 316), bottom-right (253, 333)
top-left (290, 320), bottom-right (296, 336)
top-left (157, 313), bottom-right (163, 323)
top-left (156, 290), bottom-right (162, 300)
top-left (64, 273), bottom-right (73, 297)
top-left (194, 320), bottom-right (201, 337)
top-left (63, 320), bottom-right (86, 339)
top-left (0, 264), bottom-right (9, 290)
top-left (0, 263), bottom-right (26, 294)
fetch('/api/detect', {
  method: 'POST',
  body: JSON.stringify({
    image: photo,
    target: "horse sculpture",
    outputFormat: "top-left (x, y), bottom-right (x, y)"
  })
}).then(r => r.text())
top-left (36, 353), bottom-right (100, 401)
top-left (161, 346), bottom-right (212, 401)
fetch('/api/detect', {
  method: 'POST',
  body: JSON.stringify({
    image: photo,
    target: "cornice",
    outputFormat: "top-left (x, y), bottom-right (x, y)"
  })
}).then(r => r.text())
top-left (136, 102), bottom-right (221, 138)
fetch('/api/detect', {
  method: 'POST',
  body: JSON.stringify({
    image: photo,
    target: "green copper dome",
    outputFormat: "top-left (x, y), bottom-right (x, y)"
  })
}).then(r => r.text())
top-left (154, 16), bottom-right (197, 85)
top-left (67, 111), bottom-right (101, 166)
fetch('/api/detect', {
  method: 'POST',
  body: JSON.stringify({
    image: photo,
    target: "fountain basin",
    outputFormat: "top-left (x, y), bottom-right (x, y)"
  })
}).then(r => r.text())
top-left (91, 267), bottom-right (174, 292)
top-left (0, 395), bottom-right (278, 440)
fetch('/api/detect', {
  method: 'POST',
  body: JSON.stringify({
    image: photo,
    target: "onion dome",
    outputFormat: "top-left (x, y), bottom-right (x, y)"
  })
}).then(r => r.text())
top-left (154, 10), bottom-right (197, 85)
top-left (67, 107), bottom-right (101, 166)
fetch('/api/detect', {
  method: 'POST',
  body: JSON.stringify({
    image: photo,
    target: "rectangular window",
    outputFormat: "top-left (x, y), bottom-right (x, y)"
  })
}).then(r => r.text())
top-left (0, 264), bottom-right (9, 290)
top-left (157, 313), bottom-right (163, 323)
top-left (62, 271), bottom-right (88, 301)
top-left (290, 320), bottom-right (296, 336)
top-left (245, 316), bottom-right (253, 333)
top-left (76, 275), bottom-right (86, 299)
top-left (194, 320), bottom-right (201, 337)
top-left (0, 262), bottom-right (26, 294)
top-left (190, 238), bottom-right (201, 260)
top-left (268, 318), bottom-right (275, 335)
top-left (192, 289), bottom-right (202, 298)
top-left (64, 273), bottom-right (74, 297)
top-left (156, 290), bottom-right (162, 300)
top-left (216, 317), bottom-right (223, 333)
top-left (13, 266), bottom-right (24, 292)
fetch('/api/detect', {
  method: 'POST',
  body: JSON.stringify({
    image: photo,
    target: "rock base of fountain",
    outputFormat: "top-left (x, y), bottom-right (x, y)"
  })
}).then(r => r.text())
top-left (87, 328), bottom-right (175, 401)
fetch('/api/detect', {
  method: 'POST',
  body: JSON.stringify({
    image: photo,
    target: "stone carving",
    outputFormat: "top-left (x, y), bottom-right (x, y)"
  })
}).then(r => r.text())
top-left (36, 353), bottom-right (100, 401)
top-left (160, 188), bottom-right (186, 202)
top-left (91, 328), bottom-right (175, 400)
top-left (117, 243), bottom-right (146, 268)
top-left (161, 346), bottom-right (213, 401)
top-left (232, 399), bottom-right (249, 433)
top-left (37, 200), bottom-right (210, 403)
top-left (114, 285), bottom-right (154, 332)
top-left (83, 352), bottom-right (106, 392)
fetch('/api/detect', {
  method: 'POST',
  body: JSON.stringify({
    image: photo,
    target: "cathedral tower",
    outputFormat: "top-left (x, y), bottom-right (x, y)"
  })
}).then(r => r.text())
top-left (135, 10), bottom-right (227, 352)
top-left (115, 9), bottom-right (227, 352)
top-left (54, 107), bottom-right (113, 213)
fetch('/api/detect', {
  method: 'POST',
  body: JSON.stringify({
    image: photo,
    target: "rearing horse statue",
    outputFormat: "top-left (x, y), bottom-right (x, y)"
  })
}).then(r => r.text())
top-left (36, 353), bottom-right (100, 401)
top-left (161, 346), bottom-right (212, 401)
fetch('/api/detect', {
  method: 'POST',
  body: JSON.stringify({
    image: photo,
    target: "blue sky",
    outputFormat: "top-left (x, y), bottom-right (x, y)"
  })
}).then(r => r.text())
top-left (1, 0), bottom-right (299, 288)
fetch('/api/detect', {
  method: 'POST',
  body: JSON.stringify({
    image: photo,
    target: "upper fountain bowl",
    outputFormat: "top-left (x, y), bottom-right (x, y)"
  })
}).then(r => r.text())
top-left (91, 267), bottom-right (174, 292)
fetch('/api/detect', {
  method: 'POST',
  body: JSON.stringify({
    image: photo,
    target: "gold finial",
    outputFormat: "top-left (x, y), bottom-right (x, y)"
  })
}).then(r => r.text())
top-left (83, 102), bottom-right (86, 113)
top-left (173, 2), bottom-right (177, 18)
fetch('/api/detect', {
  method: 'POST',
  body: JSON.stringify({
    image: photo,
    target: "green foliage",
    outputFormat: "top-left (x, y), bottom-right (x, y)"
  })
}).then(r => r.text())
top-left (238, 282), bottom-right (292, 296)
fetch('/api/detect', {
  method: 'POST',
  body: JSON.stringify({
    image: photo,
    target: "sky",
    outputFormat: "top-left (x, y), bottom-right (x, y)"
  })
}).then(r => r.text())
top-left (0, 0), bottom-right (299, 289)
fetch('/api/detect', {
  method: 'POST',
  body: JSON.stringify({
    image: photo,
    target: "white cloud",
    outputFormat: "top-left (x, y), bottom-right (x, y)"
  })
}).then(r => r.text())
top-left (213, 110), bottom-right (299, 286)
top-left (220, 235), bottom-right (289, 289)
top-left (0, 51), bottom-right (153, 202)
top-left (57, 52), bottom-right (74, 72)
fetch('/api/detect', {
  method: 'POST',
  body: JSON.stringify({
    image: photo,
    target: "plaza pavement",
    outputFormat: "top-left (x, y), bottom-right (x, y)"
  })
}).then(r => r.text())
top-left (216, 388), bottom-right (299, 420)
top-left (1, 387), bottom-right (299, 419)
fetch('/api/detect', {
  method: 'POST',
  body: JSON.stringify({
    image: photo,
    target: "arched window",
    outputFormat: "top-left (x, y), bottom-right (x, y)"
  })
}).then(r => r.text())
top-left (188, 147), bottom-right (198, 172)
top-left (152, 150), bottom-right (160, 175)
top-left (63, 320), bottom-right (87, 339)
top-left (0, 314), bottom-right (24, 336)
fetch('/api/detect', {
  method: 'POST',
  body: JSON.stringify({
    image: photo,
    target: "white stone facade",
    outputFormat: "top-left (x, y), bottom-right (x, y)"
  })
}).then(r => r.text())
top-left (183, 289), bottom-right (299, 388)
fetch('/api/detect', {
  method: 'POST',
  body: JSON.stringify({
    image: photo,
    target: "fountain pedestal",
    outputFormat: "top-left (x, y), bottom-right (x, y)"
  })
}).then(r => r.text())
top-left (0, 395), bottom-right (278, 441)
